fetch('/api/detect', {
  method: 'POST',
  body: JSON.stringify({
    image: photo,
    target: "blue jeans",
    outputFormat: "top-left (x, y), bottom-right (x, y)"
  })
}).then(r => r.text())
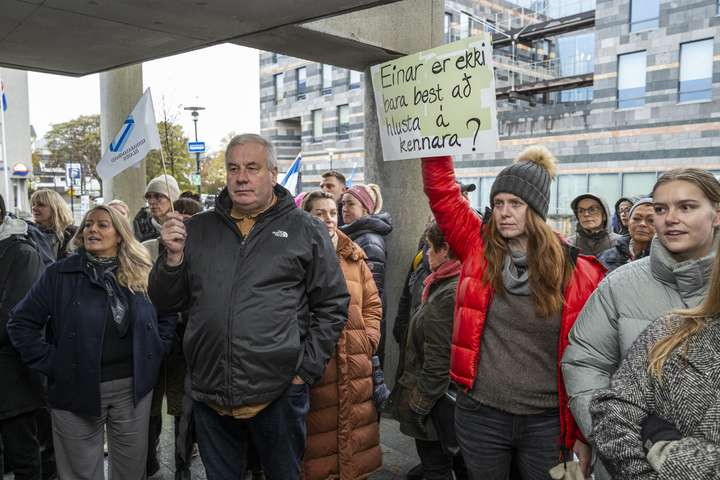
top-left (193, 383), bottom-right (310, 480)
top-left (455, 398), bottom-right (564, 480)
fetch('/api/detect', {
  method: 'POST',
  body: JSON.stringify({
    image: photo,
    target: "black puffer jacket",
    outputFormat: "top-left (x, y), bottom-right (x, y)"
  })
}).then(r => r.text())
top-left (0, 219), bottom-right (46, 420)
top-left (149, 185), bottom-right (349, 408)
top-left (340, 212), bottom-right (393, 301)
top-left (597, 235), bottom-right (651, 273)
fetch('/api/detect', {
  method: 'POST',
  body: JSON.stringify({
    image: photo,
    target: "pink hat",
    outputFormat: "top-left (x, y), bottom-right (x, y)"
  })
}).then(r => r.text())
top-left (346, 185), bottom-right (375, 214)
top-left (294, 192), bottom-right (307, 208)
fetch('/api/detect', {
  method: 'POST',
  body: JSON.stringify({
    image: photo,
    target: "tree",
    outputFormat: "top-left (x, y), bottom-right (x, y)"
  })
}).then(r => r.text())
top-left (45, 114), bottom-right (101, 190)
top-left (201, 131), bottom-right (235, 194)
top-left (145, 121), bottom-right (195, 192)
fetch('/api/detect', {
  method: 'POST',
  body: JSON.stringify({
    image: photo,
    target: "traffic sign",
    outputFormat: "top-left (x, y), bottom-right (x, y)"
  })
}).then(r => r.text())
top-left (65, 163), bottom-right (81, 188)
top-left (190, 173), bottom-right (201, 186)
top-left (188, 141), bottom-right (206, 153)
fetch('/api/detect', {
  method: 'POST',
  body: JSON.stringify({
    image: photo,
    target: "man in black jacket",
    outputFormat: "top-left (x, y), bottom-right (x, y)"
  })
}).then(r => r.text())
top-left (0, 194), bottom-right (46, 480)
top-left (149, 133), bottom-right (349, 480)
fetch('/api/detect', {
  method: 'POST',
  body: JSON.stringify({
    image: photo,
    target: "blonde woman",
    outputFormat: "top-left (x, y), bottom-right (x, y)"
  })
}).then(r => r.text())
top-left (590, 238), bottom-right (720, 479)
top-left (30, 189), bottom-right (77, 260)
top-left (8, 205), bottom-right (176, 480)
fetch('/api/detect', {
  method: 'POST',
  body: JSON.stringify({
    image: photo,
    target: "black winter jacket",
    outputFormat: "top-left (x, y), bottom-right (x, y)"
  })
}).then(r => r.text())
top-left (340, 213), bottom-right (393, 301)
top-left (598, 235), bottom-right (651, 273)
top-left (149, 185), bottom-right (349, 408)
top-left (8, 250), bottom-right (175, 417)
top-left (0, 220), bottom-right (46, 420)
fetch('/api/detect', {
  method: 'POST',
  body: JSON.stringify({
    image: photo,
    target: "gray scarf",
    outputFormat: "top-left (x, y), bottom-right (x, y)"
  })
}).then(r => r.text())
top-left (502, 251), bottom-right (530, 296)
top-left (85, 250), bottom-right (130, 337)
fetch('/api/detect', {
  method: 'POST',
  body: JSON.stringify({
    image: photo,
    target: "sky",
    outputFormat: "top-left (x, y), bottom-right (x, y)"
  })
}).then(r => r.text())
top-left (28, 43), bottom-right (260, 153)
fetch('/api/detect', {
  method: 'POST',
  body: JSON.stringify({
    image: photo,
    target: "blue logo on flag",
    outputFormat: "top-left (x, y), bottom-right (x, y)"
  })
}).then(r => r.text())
top-left (109, 116), bottom-right (135, 152)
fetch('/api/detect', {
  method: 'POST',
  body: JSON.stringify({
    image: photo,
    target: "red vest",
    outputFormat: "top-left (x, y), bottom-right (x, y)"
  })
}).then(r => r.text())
top-left (423, 156), bottom-right (606, 449)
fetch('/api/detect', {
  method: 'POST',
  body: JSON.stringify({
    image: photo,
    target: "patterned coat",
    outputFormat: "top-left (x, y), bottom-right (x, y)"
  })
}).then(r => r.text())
top-left (590, 315), bottom-right (720, 479)
top-left (303, 230), bottom-right (383, 480)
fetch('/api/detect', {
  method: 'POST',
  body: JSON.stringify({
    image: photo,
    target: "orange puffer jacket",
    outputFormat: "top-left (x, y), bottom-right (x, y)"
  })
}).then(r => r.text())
top-left (303, 230), bottom-right (383, 480)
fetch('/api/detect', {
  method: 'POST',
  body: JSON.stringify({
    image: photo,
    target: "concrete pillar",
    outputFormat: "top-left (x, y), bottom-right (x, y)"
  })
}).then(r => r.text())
top-left (0, 68), bottom-right (31, 215)
top-left (363, 0), bottom-right (444, 386)
top-left (99, 65), bottom-right (145, 215)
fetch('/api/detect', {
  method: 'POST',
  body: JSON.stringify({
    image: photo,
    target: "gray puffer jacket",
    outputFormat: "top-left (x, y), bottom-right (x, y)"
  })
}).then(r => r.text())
top-left (590, 315), bottom-right (720, 479)
top-left (562, 236), bottom-right (716, 438)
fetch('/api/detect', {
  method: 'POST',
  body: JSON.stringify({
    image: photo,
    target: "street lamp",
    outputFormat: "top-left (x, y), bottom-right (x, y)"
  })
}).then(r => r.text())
top-left (184, 105), bottom-right (205, 195)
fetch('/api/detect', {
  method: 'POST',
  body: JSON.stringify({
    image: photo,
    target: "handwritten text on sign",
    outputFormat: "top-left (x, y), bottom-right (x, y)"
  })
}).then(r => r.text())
top-left (370, 34), bottom-right (498, 161)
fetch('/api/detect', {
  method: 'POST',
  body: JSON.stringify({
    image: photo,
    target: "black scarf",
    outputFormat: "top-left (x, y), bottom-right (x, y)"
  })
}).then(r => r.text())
top-left (85, 251), bottom-right (130, 337)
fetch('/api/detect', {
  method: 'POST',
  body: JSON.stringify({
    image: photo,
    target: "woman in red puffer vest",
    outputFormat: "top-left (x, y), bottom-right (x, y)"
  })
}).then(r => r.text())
top-left (422, 146), bottom-right (605, 480)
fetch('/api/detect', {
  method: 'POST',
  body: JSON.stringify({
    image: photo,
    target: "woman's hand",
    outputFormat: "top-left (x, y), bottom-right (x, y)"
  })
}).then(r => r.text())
top-left (573, 439), bottom-right (592, 479)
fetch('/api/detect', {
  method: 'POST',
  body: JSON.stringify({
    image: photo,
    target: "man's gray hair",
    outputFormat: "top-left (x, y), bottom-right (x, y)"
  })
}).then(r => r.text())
top-left (225, 133), bottom-right (277, 170)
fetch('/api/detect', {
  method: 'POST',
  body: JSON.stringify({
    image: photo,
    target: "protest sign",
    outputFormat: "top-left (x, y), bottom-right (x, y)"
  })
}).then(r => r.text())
top-left (370, 33), bottom-right (498, 161)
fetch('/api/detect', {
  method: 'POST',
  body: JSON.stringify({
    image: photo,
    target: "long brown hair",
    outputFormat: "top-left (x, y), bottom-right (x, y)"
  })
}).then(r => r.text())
top-left (482, 208), bottom-right (574, 317)
top-left (648, 169), bottom-right (720, 378)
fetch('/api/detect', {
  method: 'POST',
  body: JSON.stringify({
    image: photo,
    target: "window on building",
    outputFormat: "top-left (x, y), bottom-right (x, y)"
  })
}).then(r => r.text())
top-left (558, 32), bottom-right (595, 102)
top-left (557, 174), bottom-right (588, 215)
top-left (444, 12), bottom-right (453, 43)
top-left (349, 70), bottom-right (361, 89)
top-left (273, 72), bottom-right (284, 103)
top-left (460, 11), bottom-right (471, 38)
top-left (549, 179), bottom-right (558, 215)
top-left (679, 39), bottom-right (714, 103)
top-left (630, 0), bottom-right (659, 32)
top-left (296, 67), bottom-right (306, 99)
top-left (337, 104), bottom-right (350, 139)
top-left (322, 64), bottom-right (333, 94)
top-left (622, 172), bottom-right (656, 197)
top-left (479, 177), bottom-right (496, 211)
top-left (589, 174), bottom-right (620, 207)
top-left (312, 109), bottom-right (323, 142)
top-left (484, 19), bottom-right (495, 34)
top-left (617, 51), bottom-right (647, 108)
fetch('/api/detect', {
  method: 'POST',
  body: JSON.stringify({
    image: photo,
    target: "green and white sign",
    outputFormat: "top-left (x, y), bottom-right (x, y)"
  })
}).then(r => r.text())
top-left (370, 33), bottom-right (498, 161)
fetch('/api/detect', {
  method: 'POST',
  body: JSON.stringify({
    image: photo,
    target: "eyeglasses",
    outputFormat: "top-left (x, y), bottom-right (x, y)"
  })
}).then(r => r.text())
top-left (618, 207), bottom-right (631, 214)
top-left (577, 206), bottom-right (602, 216)
top-left (145, 193), bottom-right (167, 202)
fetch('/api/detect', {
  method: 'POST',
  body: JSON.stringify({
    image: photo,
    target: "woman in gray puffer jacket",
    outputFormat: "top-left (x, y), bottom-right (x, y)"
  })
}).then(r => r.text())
top-left (562, 168), bottom-right (720, 479)
top-left (590, 240), bottom-right (720, 479)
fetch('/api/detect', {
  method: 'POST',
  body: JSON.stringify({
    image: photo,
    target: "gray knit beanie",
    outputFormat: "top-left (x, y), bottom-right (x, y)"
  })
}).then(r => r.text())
top-left (489, 146), bottom-right (557, 220)
top-left (145, 174), bottom-right (180, 203)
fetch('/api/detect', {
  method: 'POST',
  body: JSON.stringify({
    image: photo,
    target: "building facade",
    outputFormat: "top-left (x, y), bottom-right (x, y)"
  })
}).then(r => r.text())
top-left (260, 0), bottom-right (720, 221)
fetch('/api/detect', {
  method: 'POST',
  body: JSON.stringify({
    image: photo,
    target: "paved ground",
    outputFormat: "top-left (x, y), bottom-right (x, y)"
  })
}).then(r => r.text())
top-left (4, 413), bottom-right (419, 480)
top-left (150, 412), bottom-right (419, 479)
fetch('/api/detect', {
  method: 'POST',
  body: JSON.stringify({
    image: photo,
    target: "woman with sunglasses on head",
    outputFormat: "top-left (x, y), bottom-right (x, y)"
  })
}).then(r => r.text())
top-left (8, 205), bottom-right (175, 480)
top-left (563, 168), bottom-right (720, 479)
top-left (422, 147), bottom-right (605, 479)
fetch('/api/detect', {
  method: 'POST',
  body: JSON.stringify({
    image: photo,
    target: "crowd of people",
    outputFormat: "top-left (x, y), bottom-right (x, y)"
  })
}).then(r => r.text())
top-left (1, 132), bottom-right (719, 480)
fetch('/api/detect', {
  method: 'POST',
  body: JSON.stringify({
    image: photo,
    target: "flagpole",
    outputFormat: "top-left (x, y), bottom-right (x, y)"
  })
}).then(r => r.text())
top-left (158, 146), bottom-right (175, 213)
top-left (0, 73), bottom-right (10, 209)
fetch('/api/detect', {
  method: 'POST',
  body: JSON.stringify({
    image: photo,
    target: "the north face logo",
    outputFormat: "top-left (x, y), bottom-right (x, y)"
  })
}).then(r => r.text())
top-left (272, 230), bottom-right (288, 238)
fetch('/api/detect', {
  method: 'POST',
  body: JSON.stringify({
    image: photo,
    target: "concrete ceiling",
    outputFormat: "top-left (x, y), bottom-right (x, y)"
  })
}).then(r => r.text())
top-left (0, 0), bottom-right (402, 76)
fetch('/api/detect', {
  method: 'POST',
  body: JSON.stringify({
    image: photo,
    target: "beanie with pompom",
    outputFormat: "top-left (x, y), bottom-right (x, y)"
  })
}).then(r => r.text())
top-left (489, 145), bottom-right (557, 219)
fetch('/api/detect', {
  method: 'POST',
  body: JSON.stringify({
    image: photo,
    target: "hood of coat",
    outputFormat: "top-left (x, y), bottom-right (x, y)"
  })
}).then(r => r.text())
top-left (650, 235), bottom-right (718, 303)
top-left (335, 229), bottom-right (366, 262)
top-left (213, 184), bottom-right (295, 228)
top-left (340, 211), bottom-right (393, 238)
top-left (571, 193), bottom-right (614, 235)
top-left (0, 217), bottom-right (29, 242)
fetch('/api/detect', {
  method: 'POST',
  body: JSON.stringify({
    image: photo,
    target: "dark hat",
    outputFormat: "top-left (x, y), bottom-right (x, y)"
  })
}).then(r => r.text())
top-left (489, 146), bottom-right (557, 220)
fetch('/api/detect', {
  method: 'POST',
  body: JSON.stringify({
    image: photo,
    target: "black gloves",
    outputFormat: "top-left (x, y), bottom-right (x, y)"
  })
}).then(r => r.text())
top-left (640, 414), bottom-right (682, 454)
top-left (371, 355), bottom-right (390, 411)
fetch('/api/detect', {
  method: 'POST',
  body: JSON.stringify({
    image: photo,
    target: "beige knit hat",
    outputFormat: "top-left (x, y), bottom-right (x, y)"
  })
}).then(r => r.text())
top-left (144, 174), bottom-right (180, 203)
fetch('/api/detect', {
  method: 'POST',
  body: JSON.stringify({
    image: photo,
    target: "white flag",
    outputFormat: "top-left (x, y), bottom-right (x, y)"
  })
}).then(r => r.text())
top-left (97, 88), bottom-right (161, 180)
